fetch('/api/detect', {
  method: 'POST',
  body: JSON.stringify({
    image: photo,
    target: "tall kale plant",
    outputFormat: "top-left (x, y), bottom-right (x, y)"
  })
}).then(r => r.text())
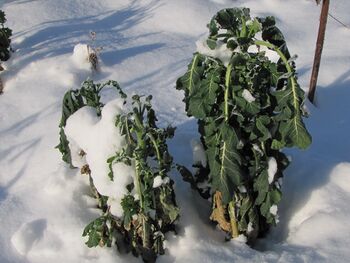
top-left (177, 8), bottom-right (311, 242)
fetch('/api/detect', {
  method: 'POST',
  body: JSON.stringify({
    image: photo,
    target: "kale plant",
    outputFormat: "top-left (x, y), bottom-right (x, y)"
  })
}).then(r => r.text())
top-left (176, 8), bottom-right (311, 242)
top-left (57, 80), bottom-right (179, 262)
top-left (0, 10), bottom-right (12, 62)
top-left (0, 10), bottom-right (12, 94)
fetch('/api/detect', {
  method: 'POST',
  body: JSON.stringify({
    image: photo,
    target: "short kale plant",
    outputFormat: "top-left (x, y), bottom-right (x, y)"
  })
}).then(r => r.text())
top-left (177, 8), bottom-right (311, 242)
top-left (0, 10), bottom-right (12, 62)
top-left (57, 80), bottom-right (179, 262)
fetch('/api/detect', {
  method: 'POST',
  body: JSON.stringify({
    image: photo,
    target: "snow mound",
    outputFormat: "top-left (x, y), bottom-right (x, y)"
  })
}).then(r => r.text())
top-left (288, 162), bottom-right (350, 256)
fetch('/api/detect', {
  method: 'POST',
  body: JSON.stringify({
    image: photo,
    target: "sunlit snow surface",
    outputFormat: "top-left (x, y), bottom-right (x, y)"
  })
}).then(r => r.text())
top-left (1, 0), bottom-right (350, 262)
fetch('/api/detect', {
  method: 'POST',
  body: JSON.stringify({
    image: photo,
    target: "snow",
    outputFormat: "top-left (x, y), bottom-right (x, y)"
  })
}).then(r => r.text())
top-left (191, 139), bottom-right (207, 168)
top-left (65, 99), bottom-right (135, 217)
top-left (153, 176), bottom-right (170, 188)
top-left (248, 44), bottom-right (280, 63)
top-left (238, 186), bottom-right (247, 193)
top-left (267, 157), bottom-right (278, 184)
top-left (242, 89), bottom-right (256, 103)
top-left (11, 219), bottom-right (47, 256)
top-left (196, 37), bottom-right (235, 67)
top-left (1, 0), bottom-right (350, 262)
top-left (71, 43), bottom-right (94, 71)
top-left (252, 144), bottom-right (263, 155)
top-left (247, 222), bottom-right (254, 233)
top-left (270, 205), bottom-right (278, 216)
top-left (152, 175), bottom-right (163, 188)
top-left (233, 234), bottom-right (248, 244)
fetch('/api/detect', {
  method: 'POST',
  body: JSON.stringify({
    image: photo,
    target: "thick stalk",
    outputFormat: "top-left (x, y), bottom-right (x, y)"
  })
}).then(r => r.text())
top-left (134, 114), bottom-right (151, 248)
top-left (228, 201), bottom-right (239, 238)
top-left (135, 137), bottom-right (151, 248)
top-left (224, 64), bottom-right (233, 121)
top-left (148, 132), bottom-right (162, 209)
top-left (224, 63), bottom-right (239, 238)
top-left (133, 115), bottom-right (146, 212)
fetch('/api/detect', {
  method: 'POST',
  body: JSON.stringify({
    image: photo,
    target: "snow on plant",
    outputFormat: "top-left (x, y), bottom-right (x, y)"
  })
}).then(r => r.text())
top-left (57, 80), bottom-right (179, 262)
top-left (72, 31), bottom-right (102, 72)
top-left (72, 43), bottom-right (99, 71)
top-left (176, 8), bottom-right (311, 242)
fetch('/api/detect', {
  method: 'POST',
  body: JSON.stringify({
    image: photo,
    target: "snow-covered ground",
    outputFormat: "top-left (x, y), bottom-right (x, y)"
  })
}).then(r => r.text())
top-left (1, 0), bottom-right (350, 262)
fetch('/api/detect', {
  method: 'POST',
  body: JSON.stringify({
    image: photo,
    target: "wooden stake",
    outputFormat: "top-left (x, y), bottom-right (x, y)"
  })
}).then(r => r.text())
top-left (308, 0), bottom-right (330, 103)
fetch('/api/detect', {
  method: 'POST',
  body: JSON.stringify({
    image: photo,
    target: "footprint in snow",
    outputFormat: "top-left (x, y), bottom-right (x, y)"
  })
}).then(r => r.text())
top-left (11, 219), bottom-right (47, 256)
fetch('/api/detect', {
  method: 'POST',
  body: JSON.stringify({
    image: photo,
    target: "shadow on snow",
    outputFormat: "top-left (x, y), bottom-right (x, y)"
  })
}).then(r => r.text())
top-left (10, 0), bottom-right (164, 75)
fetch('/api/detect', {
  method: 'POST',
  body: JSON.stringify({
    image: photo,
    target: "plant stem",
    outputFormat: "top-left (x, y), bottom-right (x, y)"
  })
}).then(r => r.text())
top-left (134, 116), bottom-right (145, 212)
top-left (88, 174), bottom-right (100, 200)
top-left (125, 118), bottom-right (133, 145)
top-left (148, 132), bottom-right (162, 209)
top-left (189, 54), bottom-right (200, 94)
top-left (148, 133), bottom-right (162, 169)
top-left (240, 16), bottom-right (247, 37)
top-left (134, 158), bottom-right (144, 210)
top-left (228, 201), bottom-right (239, 238)
top-left (224, 63), bottom-right (239, 238)
top-left (135, 142), bottom-right (151, 248)
top-left (134, 114), bottom-right (151, 248)
top-left (224, 64), bottom-right (233, 122)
